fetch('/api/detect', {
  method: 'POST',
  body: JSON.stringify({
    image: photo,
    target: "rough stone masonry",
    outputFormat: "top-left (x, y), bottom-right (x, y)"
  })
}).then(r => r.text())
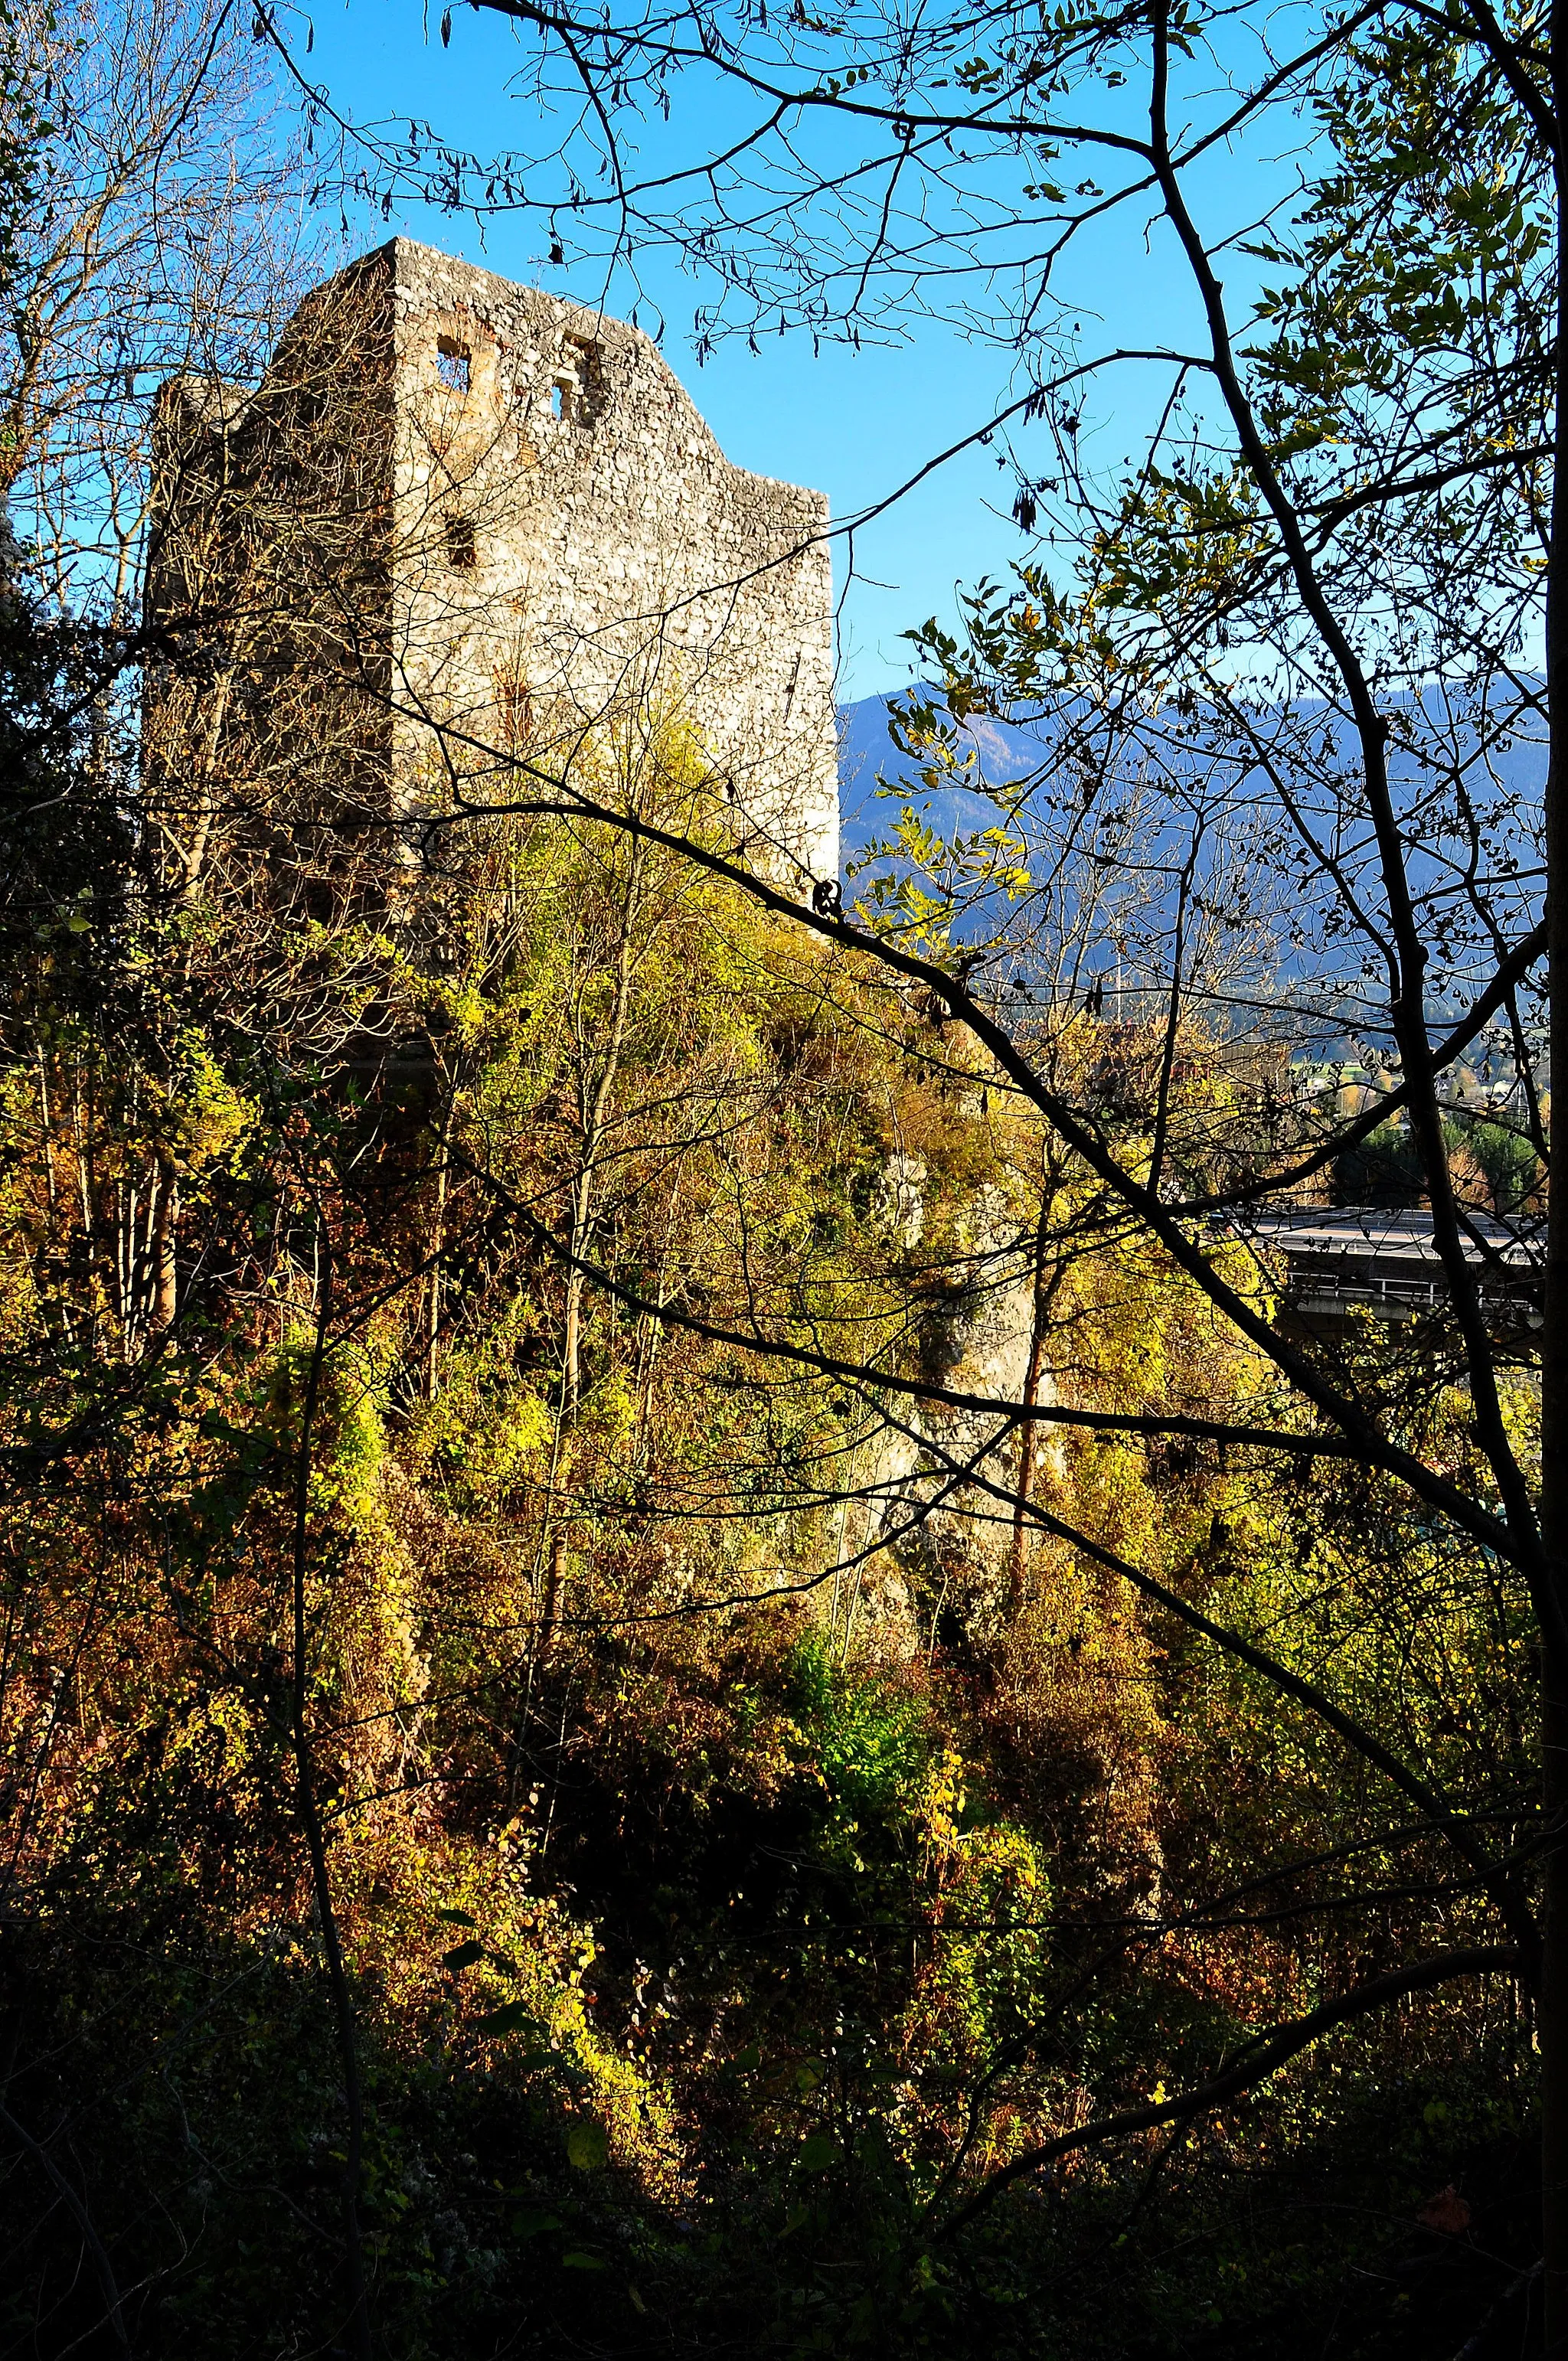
top-left (148, 237), bottom-right (840, 891)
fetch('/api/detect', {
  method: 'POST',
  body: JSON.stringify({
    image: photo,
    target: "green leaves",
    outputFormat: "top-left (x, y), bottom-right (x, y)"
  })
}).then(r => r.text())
top-left (566, 2120), bottom-right (609, 2170)
top-left (475, 1998), bottom-right (543, 2037)
top-left (509, 2207), bottom-right (562, 2238)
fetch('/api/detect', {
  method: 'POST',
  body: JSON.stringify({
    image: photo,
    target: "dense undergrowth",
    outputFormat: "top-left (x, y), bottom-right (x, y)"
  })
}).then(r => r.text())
top-left (0, 642), bottom-right (1541, 2356)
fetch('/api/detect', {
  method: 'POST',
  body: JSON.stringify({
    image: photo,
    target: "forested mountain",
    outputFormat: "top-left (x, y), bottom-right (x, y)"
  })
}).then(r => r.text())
top-left (839, 685), bottom-right (1549, 1026)
top-left (840, 687), bottom-right (1553, 829)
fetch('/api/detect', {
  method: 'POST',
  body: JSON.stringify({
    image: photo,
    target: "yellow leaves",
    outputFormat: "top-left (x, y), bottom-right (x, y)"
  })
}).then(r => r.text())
top-left (916, 1746), bottom-right (968, 1860)
top-left (580, 1364), bottom-right (638, 1449)
top-left (271, 1337), bottom-right (390, 1529)
top-left (409, 1357), bottom-right (554, 1497)
top-left (157, 1037), bottom-right (257, 1178)
top-left (891, 1755), bottom-right (1052, 2122)
top-left (24, 1030), bottom-right (259, 1202)
top-left (433, 978), bottom-right (488, 1045)
top-left (343, 1837), bottom-right (684, 2196)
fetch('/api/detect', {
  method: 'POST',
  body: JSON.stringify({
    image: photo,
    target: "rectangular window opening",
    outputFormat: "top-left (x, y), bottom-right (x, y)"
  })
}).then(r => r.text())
top-left (445, 512), bottom-right (477, 570)
top-left (436, 335), bottom-right (472, 394)
top-left (551, 335), bottom-right (603, 427)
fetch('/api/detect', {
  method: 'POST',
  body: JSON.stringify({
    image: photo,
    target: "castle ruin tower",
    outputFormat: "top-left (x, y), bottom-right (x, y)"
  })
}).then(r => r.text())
top-left (145, 239), bottom-right (840, 895)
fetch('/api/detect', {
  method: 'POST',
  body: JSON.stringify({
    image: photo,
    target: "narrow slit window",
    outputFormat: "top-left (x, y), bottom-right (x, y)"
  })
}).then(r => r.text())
top-left (550, 376), bottom-right (571, 422)
top-left (436, 335), bottom-right (472, 394)
top-left (445, 512), bottom-right (477, 570)
top-left (498, 675), bottom-right (533, 749)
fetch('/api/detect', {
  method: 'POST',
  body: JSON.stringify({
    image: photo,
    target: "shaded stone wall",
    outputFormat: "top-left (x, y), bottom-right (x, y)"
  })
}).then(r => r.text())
top-left (143, 275), bottom-right (400, 906)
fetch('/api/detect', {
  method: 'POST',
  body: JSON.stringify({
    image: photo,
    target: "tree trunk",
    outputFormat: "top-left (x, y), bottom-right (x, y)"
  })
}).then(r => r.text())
top-left (152, 1161), bottom-right (178, 1332)
top-left (1545, 1690), bottom-right (1568, 2353)
top-left (537, 1530), bottom-right (567, 1662)
top-left (1007, 1192), bottom-right (1053, 1619)
top-left (1541, 0), bottom-right (1568, 2333)
top-left (562, 889), bottom-right (639, 1416)
top-left (563, 1168), bottom-right (591, 1419)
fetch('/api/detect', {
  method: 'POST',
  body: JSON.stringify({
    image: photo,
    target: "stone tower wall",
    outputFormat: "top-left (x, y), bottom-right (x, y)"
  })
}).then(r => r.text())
top-left (149, 239), bottom-right (839, 893)
top-left (382, 239), bottom-right (838, 883)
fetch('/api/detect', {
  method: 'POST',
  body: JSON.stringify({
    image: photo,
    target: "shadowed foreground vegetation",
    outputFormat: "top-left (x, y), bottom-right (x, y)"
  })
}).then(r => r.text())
top-left (0, 674), bottom-right (1540, 2354)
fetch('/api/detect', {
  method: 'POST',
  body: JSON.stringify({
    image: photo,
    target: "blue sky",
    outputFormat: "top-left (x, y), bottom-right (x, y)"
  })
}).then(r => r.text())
top-left (298, 2), bottom-right (1298, 698)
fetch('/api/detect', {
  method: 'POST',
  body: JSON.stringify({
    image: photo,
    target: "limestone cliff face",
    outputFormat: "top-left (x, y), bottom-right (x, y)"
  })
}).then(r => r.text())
top-left (838, 1155), bottom-right (1049, 1654)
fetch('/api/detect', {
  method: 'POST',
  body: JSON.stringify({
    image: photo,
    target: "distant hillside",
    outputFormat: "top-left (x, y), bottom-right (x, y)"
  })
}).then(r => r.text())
top-left (837, 679), bottom-right (1547, 870)
top-left (838, 681), bottom-right (1550, 847)
top-left (834, 681), bottom-right (1547, 1020)
top-left (837, 686), bottom-right (1046, 863)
